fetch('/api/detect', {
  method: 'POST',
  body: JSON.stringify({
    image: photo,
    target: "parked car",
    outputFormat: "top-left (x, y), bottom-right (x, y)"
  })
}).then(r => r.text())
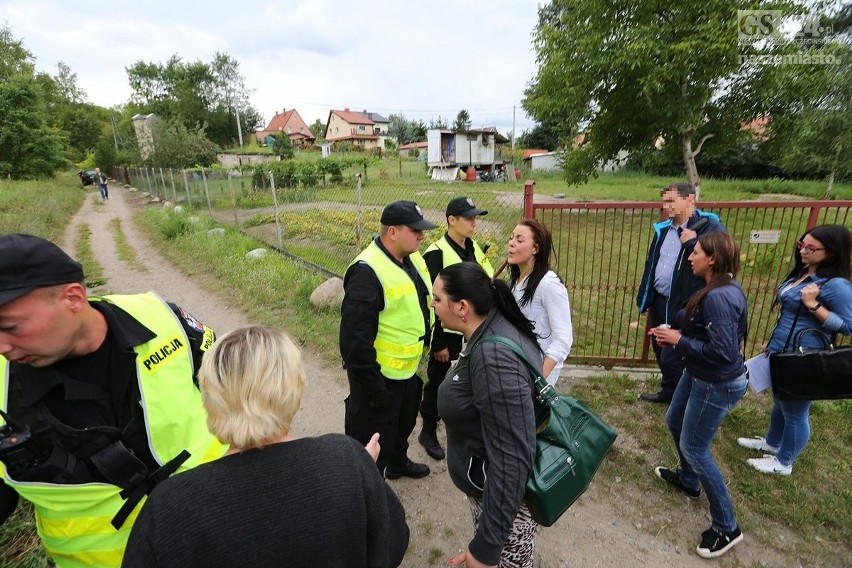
top-left (79, 170), bottom-right (97, 187)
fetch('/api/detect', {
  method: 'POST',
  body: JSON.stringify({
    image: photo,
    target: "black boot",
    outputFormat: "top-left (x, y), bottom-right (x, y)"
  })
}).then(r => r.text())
top-left (418, 427), bottom-right (445, 461)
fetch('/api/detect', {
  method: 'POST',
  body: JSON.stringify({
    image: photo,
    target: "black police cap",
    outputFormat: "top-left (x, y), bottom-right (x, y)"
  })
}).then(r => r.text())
top-left (0, 234), bottom-right (85, 307)
top-left (380, 201), bottom-right (437, 230)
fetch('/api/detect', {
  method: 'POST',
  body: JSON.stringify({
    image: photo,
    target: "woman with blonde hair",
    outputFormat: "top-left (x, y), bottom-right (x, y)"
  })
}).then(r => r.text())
top-left (124, 326), bottom-right (409, 568)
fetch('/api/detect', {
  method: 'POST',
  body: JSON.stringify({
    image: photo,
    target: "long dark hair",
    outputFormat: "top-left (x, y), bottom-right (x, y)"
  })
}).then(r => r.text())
top-left (439, 262), bottom-right (538, 346)
top-left (784, 224), bottom-right (852, 282)
top-left (508, 219), bottom-right (553, 306)
top-left (684, 232), bottom-right (741, 318)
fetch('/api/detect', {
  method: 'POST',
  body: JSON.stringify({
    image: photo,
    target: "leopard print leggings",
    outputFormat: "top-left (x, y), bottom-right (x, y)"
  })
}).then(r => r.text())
top-left (467, 497), bottom-right (539, 568)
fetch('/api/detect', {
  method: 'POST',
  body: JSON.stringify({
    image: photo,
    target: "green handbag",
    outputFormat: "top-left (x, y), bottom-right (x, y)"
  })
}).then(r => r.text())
top-left (470, 336), bottom-right (618, 527)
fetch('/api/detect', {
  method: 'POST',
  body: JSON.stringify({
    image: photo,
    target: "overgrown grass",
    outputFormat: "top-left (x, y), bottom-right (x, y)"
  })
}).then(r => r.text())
top-left (107, 218), bottom-right (148, 273)
top-left (570, 374), bottom-right (852, 565)
top-left (73, 223), bottom-right (106, 288)
top-left (0, 172), bottom-right (86, 238)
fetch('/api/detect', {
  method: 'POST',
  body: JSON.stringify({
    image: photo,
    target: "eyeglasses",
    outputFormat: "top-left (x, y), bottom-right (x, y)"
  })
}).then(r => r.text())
top-left (796, 240), bottom-right (825, 254)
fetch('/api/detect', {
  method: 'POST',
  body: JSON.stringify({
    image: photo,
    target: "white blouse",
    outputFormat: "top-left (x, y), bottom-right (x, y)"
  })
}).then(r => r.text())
top-left (511, 270), bottom-right (574, 386)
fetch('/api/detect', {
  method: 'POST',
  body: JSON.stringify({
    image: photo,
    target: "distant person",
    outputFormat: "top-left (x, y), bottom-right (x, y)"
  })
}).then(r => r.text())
top-left (651, 232), bottom-right (748, 559)
top-left (0, 233), bottom-right (225, 568)
top-left (94, 167), bottom-right (109, 201)
top-left (340, 200), bottom-right (436, 479)
top-left (738, 225), bottom-right (852, 475)
top-left (434, 262), bottom-right (542, 568)
top-left (636, 182), bottom-right (725, 403)
top-left (419, 196), bottom-right (493, 460)
top-left (507, 219), bottom-right (573, 387)
top-left (123, 326), bottom-right (410, 568)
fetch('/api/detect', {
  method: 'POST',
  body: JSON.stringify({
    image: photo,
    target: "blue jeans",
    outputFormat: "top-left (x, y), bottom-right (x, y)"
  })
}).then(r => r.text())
top-left (765, 398), bottom-right (811, 467)
top-left (98, 183), bottom-right (108, 200)
top-left (666, 371), bottom-right (748, 533)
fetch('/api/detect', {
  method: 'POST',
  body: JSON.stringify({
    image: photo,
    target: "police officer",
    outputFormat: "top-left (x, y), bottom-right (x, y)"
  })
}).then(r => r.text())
top-left (340, 201), bottom-right (436, 479)
top-left (418, 197), bottom-right (493, 460)
top-left (0, 234), bottom-right (226, 568)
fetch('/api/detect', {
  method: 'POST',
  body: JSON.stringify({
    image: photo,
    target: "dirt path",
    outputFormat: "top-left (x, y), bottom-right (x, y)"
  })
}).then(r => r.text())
top-left (59, 187), bottom-right (800, 568)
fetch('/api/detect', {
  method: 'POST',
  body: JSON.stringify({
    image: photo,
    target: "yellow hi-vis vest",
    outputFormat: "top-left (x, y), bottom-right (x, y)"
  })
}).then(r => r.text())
top-left (350, 241), bottom-right (433, 379)
top-left (0, 292), bottom-right (226, 568)
top-left (424, 234), bottom-right (495, 277)
top-left (424, 235), bottom-right (494, 336)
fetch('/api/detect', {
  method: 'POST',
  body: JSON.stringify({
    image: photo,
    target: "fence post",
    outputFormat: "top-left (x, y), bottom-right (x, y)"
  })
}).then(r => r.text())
top-left (182, 170), bottom-right (194, 209)
top-left (168, 169), bottom-right (178, 202)
top-left (201, 169), bottom-right (213, 215)
top-left (228, 172), bottom-right (239, 228)
top-left (268, 171), bottom-right (283, 249)
top-left (159, 168), bottom-right (168, 201)
top-left (523, 180), bottom-right (535, 218)
top-left (355, 173), bottom-right (363, 252)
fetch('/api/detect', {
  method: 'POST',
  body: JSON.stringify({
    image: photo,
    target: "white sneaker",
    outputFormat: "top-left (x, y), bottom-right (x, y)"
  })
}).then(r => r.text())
top-left (747, 454), bottom-right (792, 476)
top-left (737, 436), bottom-right (778, 454)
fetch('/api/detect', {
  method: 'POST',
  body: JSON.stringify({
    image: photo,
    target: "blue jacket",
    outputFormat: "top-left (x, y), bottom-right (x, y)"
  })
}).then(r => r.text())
top-left (675, 281), bottom-right (748, 383)
top-left (767, 275), bottom-right (852, 353)
top-left (636, 210), bottom-right (725, 322)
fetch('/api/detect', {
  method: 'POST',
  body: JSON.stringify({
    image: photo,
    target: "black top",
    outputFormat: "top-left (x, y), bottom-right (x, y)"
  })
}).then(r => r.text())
top-left (423, 233), bottom-right (479, 352)
top-left (339, 237), bottom-right (431, 394)
top-left (122, 434), bottom-right (410, 568)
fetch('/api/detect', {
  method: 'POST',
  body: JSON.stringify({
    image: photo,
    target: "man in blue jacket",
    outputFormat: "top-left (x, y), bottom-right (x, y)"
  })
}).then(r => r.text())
top-left (636, 183), bottom-right (725, 403)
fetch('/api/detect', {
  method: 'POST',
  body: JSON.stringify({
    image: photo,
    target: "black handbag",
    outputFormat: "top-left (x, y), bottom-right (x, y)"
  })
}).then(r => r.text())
top-left (469, 336), bottom-right (618, 527)
top-left (769, 304), bottom-right (852, 400)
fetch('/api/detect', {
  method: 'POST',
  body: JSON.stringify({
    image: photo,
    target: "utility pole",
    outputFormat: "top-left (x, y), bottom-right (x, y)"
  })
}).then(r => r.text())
top-left (235, 106), bottom-right (244, 147)
top-left (512, 105), bottom-right (516, 150)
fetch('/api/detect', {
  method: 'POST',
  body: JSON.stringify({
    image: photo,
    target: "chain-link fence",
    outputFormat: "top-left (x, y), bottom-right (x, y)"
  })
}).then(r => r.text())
top-left (114, 165), bottom-right (529, 278)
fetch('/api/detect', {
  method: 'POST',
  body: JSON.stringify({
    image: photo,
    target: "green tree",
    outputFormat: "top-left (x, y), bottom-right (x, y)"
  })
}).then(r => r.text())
top-left (0, 24), bottom-right (64, 178)
top-left (454, 109), bottom-right (471, 131)
top-left (523, 0), bottom-right (801, 188)
top-left (309, 118), bottom-right (326, 142)
top-left (146, 117), bottom-right (219, 168)
top-left (272, 133), bottom-right (294, 159)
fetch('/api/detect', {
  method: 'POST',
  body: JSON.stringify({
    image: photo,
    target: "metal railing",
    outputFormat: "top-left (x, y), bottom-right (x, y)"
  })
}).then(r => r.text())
top-left (528, 185), bottom-right (852, 367)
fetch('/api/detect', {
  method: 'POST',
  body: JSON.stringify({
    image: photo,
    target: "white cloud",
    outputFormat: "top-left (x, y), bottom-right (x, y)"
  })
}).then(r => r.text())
top-left (4, 0), bottom-right (542, 135)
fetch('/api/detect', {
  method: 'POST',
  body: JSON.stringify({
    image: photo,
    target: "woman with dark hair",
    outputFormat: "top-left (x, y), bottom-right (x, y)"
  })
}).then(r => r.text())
top-left (738, 224), bottom-right (852, 475)
top-left (434, 262), bottom-right (542, 568)
top-left (650, 232), bottom-right (749, 559)
top-left (507, 219), bottom-right (573, 386)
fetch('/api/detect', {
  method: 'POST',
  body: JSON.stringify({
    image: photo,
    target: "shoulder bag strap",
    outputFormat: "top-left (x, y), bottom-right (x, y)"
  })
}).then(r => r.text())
top-left (781, 303), bottom-right (804, 353)
top-left (468, 335), bottom-right (558, 409)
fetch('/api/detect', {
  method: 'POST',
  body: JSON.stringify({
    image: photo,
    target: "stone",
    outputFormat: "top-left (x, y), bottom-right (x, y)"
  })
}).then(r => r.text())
top-left (310, 277), bottom-right (344, 308)
top-left (173, 205), bottom-right (184, 214)
top-left (163, 201), bottom-right (174, 208)
top-left (245, 248), bottom-right (267, 259)
top-left (207, 228), bottom-right (226, 237)
top-left (189, 216), bottom-right (201, 224)
top-left (150, 197), bottom-right (161, 203)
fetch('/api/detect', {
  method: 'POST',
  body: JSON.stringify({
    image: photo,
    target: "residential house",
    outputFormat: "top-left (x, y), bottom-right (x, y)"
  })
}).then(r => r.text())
top-left (399, 141), bottom-right (428, 159)
top-left (255, 108), bottom-right (315, 147)
top-left (325, 108), bottom-right (385, 150)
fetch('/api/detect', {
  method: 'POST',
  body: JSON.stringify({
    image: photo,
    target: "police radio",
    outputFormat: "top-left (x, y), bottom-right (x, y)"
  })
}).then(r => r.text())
top-left (0, 410), bottom-right (50, 476)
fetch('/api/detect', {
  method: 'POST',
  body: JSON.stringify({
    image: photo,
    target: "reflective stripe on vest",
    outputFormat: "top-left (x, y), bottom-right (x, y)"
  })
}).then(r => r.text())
top-left (0, 292), bottom-right (226, 568)
top-left (351, 242), bottom-right (433, 379)
top-left (424, 235), bottom-right (495, 277)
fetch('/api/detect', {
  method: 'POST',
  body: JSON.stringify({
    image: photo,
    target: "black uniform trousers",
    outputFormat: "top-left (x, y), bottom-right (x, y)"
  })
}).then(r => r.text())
top-left (421, 333), bottom-right (464, 428)
top-left (345, 374), bottom-right (423, 475)
top-left (648, 293), bottom-right (686, 396)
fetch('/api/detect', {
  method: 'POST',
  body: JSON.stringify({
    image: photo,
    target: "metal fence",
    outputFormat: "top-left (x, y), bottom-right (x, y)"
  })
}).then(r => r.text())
top-left (528, 187), bottom-right (852, 367)
top-left (113, 165), bottom-right (529, 278)
top-left (114, 167), bottom-right (851, 367)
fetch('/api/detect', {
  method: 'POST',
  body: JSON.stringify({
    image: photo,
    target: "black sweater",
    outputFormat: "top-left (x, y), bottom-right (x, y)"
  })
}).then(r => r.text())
top-left (122, 434), bottom-right (409, 568)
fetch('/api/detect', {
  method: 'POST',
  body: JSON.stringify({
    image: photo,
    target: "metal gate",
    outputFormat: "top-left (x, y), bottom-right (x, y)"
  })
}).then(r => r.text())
top-left (524, 183), bottom-right (852, 368)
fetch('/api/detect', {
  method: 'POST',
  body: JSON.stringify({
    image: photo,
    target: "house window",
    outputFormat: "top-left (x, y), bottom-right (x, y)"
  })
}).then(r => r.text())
top-left (358, 125), bottom-right (366, 131)
top-left (287, 127), bottom-right (292, 133)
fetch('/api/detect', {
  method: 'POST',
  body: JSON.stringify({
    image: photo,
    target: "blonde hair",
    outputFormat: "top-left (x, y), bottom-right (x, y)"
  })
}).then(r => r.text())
top-left (198, 326), bottom-right (306, 449)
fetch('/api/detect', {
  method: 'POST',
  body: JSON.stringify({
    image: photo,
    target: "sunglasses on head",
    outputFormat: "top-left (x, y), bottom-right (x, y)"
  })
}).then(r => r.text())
top-left (796, 240), bottom-right (825, 254)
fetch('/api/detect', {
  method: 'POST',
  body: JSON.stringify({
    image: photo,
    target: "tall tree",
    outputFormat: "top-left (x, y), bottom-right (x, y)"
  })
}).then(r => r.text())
top-left (523, 0), bottom-right (801, 188)
top-left (454, 109), bottom-right (471, 131)
top-left (309, 118), bottom-right (327, 142)
top-left (0, 24), bottom-right (64, 178)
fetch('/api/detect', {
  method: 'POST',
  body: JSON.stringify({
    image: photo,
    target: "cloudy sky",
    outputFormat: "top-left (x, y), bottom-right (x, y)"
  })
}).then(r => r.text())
top-left (4, 0), bottom-right (544, 136)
